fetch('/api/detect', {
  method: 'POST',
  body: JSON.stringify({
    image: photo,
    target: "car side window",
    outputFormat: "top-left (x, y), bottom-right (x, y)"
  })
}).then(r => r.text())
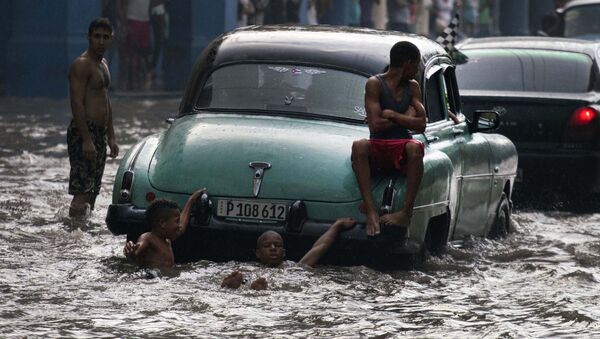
top-left (442, 66), bottom-right (461, 121)
top-left (425, 70), bottom-right (445, 123)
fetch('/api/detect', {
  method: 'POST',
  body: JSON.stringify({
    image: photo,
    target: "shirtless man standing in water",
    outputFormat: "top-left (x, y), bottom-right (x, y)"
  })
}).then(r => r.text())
top-left (68, 18), bottom-right (119, 217)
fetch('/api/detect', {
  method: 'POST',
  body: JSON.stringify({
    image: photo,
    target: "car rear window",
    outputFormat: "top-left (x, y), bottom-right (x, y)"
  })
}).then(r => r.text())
top-left (195, 63), bottom-right (367, 121)
top-left (456, 49), bottom-right (593, 93)
top-left (564, 5), bottom-right (600, 39)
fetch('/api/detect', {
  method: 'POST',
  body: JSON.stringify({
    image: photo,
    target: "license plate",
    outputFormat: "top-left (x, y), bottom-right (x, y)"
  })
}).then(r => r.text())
top-left (216, 199), bottom-right (287, 221)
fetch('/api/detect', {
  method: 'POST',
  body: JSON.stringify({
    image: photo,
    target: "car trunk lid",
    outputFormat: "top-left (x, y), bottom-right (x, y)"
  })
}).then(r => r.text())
top-left (147, 113), bottom-right (373, 203)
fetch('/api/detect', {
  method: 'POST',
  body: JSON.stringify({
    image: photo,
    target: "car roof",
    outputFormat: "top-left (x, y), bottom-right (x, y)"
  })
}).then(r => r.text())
top-left (457, 36), bottom-right (600, 59)
top-left (560, 0), bottom-right (600, 12)
top-left (179, 25), bottom-right (448, 113)
top-left (205, 25), bottom-right (446, 75)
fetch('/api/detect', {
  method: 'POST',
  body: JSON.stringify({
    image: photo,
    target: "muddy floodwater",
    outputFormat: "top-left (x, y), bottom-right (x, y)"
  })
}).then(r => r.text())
top-left (1, 97), bottom-right (599, 338)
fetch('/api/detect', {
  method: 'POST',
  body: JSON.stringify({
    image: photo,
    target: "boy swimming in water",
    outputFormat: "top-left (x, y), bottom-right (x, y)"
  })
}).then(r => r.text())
top-left (221, 218), bottom-right (356, 290)
top-left (123, 189), bottom-right (206, 269)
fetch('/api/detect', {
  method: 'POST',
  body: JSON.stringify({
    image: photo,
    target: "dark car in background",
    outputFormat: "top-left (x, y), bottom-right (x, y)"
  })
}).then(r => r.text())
top-left (557, 0), bottom-right (600, 40)
top-left (456, 37), bottom-right (600, 205)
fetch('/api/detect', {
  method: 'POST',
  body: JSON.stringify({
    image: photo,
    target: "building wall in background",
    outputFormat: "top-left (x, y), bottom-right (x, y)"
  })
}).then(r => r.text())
top-left (1, 0), bottom-right (554, 97)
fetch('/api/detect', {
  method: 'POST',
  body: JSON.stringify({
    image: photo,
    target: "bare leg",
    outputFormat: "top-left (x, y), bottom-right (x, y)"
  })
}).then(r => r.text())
top-left (88, 193), bottom-right (98, 211)
top-left (352, 139), bottom-right (380, 236)
top-left (381, 142), bottom-right (423, 227)
top-left (69, 193), bottom-right (91, 218)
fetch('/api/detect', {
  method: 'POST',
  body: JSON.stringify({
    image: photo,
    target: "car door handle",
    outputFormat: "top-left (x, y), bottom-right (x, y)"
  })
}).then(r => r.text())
top-left (425, 134), bottom-right (439, 142)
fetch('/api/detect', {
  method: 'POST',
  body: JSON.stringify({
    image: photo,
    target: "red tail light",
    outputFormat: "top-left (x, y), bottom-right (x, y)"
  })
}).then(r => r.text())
top-left (562, 106), bottom-right (599, 146)
top-left (569, 107), bottom-right (598, 126)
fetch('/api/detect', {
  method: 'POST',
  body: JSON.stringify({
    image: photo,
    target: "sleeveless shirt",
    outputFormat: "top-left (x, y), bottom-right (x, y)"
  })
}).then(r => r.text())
top-left (370, 75), bottom-right (412, 140)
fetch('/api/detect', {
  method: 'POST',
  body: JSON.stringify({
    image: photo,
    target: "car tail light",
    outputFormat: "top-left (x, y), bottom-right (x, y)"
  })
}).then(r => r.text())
top-left (569, 107), bottom-right (598, 126)
top-left (562, 106), bottom-right (599, 145)
top-left (119, 171), bottom-right (134, 202)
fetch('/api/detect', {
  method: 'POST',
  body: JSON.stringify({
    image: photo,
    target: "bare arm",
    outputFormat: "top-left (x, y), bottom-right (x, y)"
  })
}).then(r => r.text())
top-left (107, 101), bottom-right (119, 158)
top-left (174, 188), bottom-right (207, 240)
top-left (105, 62), bottom-right (119, 158)
top-left (133, 236), bottom-right (151, 258)
top-left (448, 110), bottom-right (460, 124)
top-left (298, 218), bottom-right (356, 267)
top-left (69, 59), bottom-right (96, 160)
top-left (123, 234), bottom-right (151, 265)
top-left (123, 240), bottom-right (139, 263)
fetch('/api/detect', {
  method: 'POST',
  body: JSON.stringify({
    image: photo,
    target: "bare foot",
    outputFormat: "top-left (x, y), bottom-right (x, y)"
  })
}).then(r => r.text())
top-left (381, 210), bottom-right (412, 227)
top-left (365, 212), bottom-right (380, 236)
top-left (69, 203), bottom-right (90, 218)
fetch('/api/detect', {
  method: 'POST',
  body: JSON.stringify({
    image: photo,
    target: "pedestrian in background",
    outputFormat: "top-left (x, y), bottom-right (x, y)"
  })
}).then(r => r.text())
top-left (476, 0), bottom-right (493, 37)
top-left (387, 0), bottom-right (413, 33)
top-left (122, 0), bottom-right (152, 90)
top-left (149, 0), bottom-right (168, 89)
top-left (67, 18), bottom-right (119, 217)
top-left (252, 0), bottom-right (270, 25)
top-left (359, 0), bottom-right (380, 28)
top-left (414, 0), bottom-right (432, 36)
top-left (348, 0), bottom-right (361, 26)
top-left (431, 0), bottom-right (455, 37)
top-left (307, 0), bottom-right (319, 24)
top-left (237, 0), bottom-right (256, 27)
top-left (461, 0), bottom-right (478, 37)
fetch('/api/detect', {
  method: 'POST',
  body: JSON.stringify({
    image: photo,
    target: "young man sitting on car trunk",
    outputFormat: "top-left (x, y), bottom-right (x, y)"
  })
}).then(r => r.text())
top-left (351, 41), bottom-right (427, 237)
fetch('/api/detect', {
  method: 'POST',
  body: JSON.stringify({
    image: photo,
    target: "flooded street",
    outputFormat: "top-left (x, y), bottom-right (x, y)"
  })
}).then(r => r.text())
top-left (1, 97), bottom-right (599, 338)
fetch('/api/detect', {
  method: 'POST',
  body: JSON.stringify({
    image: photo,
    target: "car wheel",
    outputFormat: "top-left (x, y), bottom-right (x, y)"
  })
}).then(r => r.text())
top-left (488, 193), bottom-right (511, 239)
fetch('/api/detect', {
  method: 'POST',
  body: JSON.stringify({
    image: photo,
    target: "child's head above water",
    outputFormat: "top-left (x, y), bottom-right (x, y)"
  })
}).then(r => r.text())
top-left (255, 230), bottom-right (286, 267)
top-left (146, 199), bottom-right (181, 239)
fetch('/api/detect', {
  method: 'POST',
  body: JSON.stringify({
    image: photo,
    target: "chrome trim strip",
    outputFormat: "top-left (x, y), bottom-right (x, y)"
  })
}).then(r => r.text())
top-left (126, 140), bottom-right (147, 172)
top-left (412, 200), bottom-right (449, 211)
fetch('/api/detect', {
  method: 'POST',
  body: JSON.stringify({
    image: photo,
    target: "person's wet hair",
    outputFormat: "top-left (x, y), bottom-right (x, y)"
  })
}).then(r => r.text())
top-left (88, 17), bottom-right (113, 35)
top-left (146, 199), bottom-right (179, 228)
top-left (256, 230), bottom-right (283, 248)
top-left (390, 41), bottom-right (420, 68)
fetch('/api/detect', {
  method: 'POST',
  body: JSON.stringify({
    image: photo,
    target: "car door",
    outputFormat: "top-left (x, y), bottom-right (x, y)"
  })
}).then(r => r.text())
top-left (422, 61), bottom-right (465, 235)
top-left (447, 65), bottom-right (495, 238)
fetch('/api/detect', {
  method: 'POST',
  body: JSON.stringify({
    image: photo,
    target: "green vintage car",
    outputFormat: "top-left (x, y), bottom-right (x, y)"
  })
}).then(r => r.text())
top-left (106, 26), bottom-right (518, 266)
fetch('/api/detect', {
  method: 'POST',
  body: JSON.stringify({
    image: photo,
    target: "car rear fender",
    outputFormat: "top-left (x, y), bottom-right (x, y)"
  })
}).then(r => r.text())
top-left (390, 149), bottom-right (453, 246)
top-left (112, 135), bottom-right (160, 205)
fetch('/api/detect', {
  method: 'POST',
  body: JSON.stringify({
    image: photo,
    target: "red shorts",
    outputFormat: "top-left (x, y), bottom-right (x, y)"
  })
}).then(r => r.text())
top-left (126, 19), bottom-right (151, 52)
top-left (369, 139), bottom-right (424, 174)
